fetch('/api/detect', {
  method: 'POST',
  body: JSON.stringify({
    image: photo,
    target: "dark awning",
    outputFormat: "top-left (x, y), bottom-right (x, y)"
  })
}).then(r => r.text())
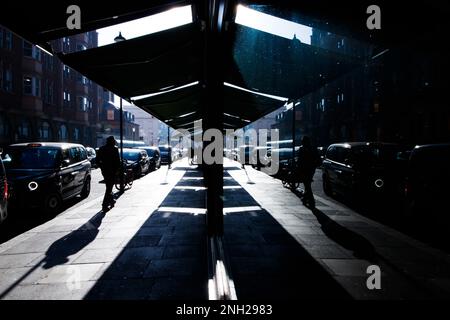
top-left (56, 21), bottom-right (361, 129)
top-left (133, 81), bottom-right (287, 130)
top-left (59, 23), bottom-right (202, 99)
top-left (0, 1), bottom-right (189, 46)
top-left (134, 83), bottom-right (202, 129)
top-left (3, 0), bottom-right (406, 130)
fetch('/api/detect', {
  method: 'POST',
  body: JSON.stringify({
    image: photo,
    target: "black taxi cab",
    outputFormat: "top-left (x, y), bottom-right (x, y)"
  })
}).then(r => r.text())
top-left (1, 143), bottom-right (91, 214)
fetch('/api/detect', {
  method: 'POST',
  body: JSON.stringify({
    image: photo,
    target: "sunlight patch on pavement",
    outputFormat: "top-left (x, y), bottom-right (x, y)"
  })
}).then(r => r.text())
top-left (157, 207), bottom-right (207, 214)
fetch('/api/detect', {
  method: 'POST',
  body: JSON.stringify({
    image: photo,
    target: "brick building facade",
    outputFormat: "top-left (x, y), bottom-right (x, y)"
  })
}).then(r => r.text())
top-left (0, 26), bottom-right (139, 148)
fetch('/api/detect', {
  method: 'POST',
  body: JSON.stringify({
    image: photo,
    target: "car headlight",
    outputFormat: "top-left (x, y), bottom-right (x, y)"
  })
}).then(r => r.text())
top-left (28, 181), bottom-right (39, 191)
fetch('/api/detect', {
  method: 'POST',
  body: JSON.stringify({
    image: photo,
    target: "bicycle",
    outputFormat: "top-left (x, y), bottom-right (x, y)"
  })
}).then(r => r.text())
top-left (115, 162), bottom-right (134, 191)
top-left (280, 167), bottom-right (302, 190)
top-left (279, 160), bottom-right (304, 192)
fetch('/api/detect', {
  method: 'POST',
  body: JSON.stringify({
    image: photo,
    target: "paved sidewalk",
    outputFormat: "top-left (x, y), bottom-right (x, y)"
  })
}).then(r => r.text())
top-left (226, 159), bottom-right (450, 299)
top-left (2, 157), bottom-right (450, 300)
top-left (0, 160), bottom-right (208, 300)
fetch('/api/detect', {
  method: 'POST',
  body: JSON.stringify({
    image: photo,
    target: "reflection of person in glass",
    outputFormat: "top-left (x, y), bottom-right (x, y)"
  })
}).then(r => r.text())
top-left (96, 136), bottom-right (121, 211)
top-left (298, 136), bottom-right (320, 208)
top-left (168, 146), bottom-right (172, 169)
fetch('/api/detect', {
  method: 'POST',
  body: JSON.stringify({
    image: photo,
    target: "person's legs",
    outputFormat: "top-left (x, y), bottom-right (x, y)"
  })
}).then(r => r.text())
top-left (102, 177), bottom-right (114, 209)
top-left (303, 180), bottom-right (315, 207)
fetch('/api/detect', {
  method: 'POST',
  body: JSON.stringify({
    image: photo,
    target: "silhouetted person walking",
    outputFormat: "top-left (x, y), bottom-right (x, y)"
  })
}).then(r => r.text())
top-left (298, 136), bottom-right (320, 208)
top-left (96, 136), bottom-right (121, 211)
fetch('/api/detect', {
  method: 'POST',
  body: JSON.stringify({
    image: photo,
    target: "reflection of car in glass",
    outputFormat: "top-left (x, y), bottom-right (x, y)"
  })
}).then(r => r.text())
top-left (317, 146), bottom-right (326, 167)
top-left (2, 143), bottom-right (91, 214)
top-left (231, 148), bottom-right (239, 161)
top-left (224, 148), bottom-right (232, 158)
top-left (117, 140), bottom-right (146, 149)
top-left (138, 146), bottom-right (161, 171)
top-left (403, 144), bottom-right (450, 221)
top-left (322, 142), bottom-right (410, 200)
top-left (86, 147), bottom-right (97, 168)
top-left (250, 146), bottom-right (271, 169)
top-left (269, 147), bottom-right (300, 174)
top-left (0, 153), bottom-right (9, 224)
top-left (121, 148), bottom-right (150, 177)
top-left (158, 145), bottom-right (172, 165)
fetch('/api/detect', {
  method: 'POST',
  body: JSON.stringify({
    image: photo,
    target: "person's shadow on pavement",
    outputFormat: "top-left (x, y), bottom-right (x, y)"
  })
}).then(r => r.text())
top-left (42, 211), bottom-right (106, 269)
top-left (311, 207), bottom-right (378, 262)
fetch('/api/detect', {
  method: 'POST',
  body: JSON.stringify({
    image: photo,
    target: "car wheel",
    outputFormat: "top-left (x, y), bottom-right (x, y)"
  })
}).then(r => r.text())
top-left (80, 176), bottom-right (91, 199)
top-left (44, 193), bottom-right (62, 215)
top-left (323, 174), bottom-right (333, 196)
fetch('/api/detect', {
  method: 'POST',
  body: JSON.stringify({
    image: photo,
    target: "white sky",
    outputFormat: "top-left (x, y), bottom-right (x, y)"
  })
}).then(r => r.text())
top-left (97, 5), bottom-right (193, 47)
top-left (235, 5), bottom-right (312, 44)
top-left (98, 4), bottom-right (312, 47)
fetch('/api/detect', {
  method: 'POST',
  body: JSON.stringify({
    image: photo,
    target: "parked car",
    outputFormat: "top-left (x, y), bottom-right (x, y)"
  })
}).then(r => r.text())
top-left (138, 146), bottom-right (161, 171)
top-left (322, 142), bottom-right (410, 201)
top-left (116, 139), bottom-right (146, 149)
top-left (317, 146), bottom-right (326, 167)
top-left (250, 146), bottom-right (271, 169)
top-left (86, 147), bottom-right (97, 168)
top-left (159, 145), bottom-right (172, 165)
top-left (224, 148), bottom-right (233, 159)
top-left (231, 147), bottom-right (240, 161)
top-left (2, 143), bottom-right (91, 214)
top-left (0, 151), bottom-right (8, 224)
top-left (403, 144), bottom-right (450, 221)
top-left (121, 148), bottom-right (150, 177)
top-left (268, 147), bottom-right (300, 174)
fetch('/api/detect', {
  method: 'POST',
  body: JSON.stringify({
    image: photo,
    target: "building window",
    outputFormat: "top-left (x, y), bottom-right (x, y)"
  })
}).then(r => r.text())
top-left (64, 91), bottom-right (71, 101)
top-left (59, 124), bottom-right (68, 141)
top-left (43, 55), bottom-right (54, 71)
top-left (5, 31), bottom-right (12, 50)
top-left (78, 96), bottom-right (88, 111)
top-left (23, 41), bottom-right (32, 56)
top-left (1, 62), bottom-right (14, 92)
top-left (16, 119), bottom-right (31, 140)
top-left (77, 73), bottom-right (88, 85)
top-left (4, 68), bottom-right (13, 92)
top-left (39, 121), bottom-right (52, 140)
top-left (73, 127), bottom-right (80, 141)
top-left (63, 37), bottom-right (70, 51)
top-left (0, 114), bottom-right (10, 137)
top-left (23, 76), bottom-right (40, 97)
top-left (23, 41), bottom-right (41, 61)
top-left (63, 91), bottom-right (71, 106)
top-left (63, 65), bottom-right (71, 78)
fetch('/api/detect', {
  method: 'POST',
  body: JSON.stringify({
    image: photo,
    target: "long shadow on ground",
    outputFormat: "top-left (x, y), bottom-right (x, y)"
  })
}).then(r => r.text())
top-left (222, 170), bottom-right (351, 299)
top-left (84, 166), bottom-right (208, 300)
